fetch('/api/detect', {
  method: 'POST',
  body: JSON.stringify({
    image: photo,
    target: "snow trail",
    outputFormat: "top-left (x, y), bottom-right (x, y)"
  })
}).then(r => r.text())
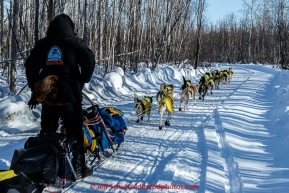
top-left (214, 109), bottom-right (243, 193)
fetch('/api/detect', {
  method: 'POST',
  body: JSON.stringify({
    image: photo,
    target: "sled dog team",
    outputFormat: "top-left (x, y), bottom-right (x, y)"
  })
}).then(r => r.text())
top-left (134, 68), bottom-right (234, 130)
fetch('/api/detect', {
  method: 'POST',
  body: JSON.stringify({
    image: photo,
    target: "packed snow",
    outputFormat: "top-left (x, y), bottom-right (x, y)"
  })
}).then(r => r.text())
top-left (0, 63), bottom-right (289, 192)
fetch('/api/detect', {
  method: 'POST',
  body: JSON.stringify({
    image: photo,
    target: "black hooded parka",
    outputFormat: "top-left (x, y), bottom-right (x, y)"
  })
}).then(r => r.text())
top-left (25, 14), bottom-right (95, 103)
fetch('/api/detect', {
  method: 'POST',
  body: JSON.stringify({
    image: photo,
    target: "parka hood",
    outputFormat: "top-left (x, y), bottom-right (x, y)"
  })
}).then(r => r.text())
top-left (47, 14), bottom-right (75, 37)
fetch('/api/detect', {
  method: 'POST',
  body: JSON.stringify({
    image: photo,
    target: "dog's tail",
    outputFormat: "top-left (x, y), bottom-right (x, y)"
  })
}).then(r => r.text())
top-left (160, 83), bottom-right (167, 91)
top-left (182, 76), bottom-right (186, 84)
top-left (134, 93), bottom-right (138, 104)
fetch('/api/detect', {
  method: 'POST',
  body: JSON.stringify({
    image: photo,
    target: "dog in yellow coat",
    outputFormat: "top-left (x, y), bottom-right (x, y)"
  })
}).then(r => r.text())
top-left (158, 85), bottom-right (174, 130)
top-left (134, 94), bottom-right (153, 124)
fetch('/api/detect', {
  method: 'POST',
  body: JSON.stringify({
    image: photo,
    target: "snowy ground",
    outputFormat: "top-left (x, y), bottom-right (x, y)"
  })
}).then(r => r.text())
top-left (0, 64), bottom-right (289, 193)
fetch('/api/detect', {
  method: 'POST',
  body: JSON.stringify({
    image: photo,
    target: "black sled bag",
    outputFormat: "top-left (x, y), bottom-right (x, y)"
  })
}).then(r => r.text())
top-left (0, 170), bottom-right (43, 193)
top-left (9, 143), bottom-right (61, 185)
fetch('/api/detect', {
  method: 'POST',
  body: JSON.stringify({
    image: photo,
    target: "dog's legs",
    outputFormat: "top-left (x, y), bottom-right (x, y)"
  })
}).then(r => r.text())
top-left (179, 99), bottom-right (182, 111)
top-left (193, 93), bottom-right (196, 105)
top-left (184, 102), bottom-right (187, 111)
top-left (137, 116), bottom-right (143, 124)
top-left (159, 104), bottom-right (165, 130)
top-left (148, 114), bottom-right (150, 122)
top-left (202, 92), bottom-right (205, 101)
top-left (136, 107), bottom-right (143, 124)
top-left (165, 112), bottom-right (171, 126)
top-left (159, 111), bottom-right (163, 130)
top-left (184, 98), bottom-right (188, 111)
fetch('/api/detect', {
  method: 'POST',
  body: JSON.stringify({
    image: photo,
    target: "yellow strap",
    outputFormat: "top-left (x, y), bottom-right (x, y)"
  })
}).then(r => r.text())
top-left (103, 107), bottom-right (122, 116)
top-left (0, 170), bottom-right (17, 181)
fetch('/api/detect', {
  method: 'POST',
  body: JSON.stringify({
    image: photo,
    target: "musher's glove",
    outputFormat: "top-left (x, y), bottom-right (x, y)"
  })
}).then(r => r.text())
top-left (28, 91), bottom-right (39, 109)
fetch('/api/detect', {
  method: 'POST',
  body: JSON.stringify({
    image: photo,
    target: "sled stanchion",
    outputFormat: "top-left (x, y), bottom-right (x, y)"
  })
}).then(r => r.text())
top-left (82, 92), bottom-right (94, 105)
top-left (66, 154), bottom-right (77, 180)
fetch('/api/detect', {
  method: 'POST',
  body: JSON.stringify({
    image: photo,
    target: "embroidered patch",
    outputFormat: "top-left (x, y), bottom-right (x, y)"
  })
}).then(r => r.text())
top-left (46, 45), bottom-right (63, 65)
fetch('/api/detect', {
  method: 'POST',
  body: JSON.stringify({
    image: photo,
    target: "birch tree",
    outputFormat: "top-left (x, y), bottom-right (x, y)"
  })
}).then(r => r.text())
top-left (98, 0), bottom-right (103, 68)
top-left (0, 0), bottom-right (4, 60)
top-left (9, 0), bottom-right (19, 94)
top-left (35, 0), bottom-right (39, 43)
top-left (194, 0), bottom-right (206, 69)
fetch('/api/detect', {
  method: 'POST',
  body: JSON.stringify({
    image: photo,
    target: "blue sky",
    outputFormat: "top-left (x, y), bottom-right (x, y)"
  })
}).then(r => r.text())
top-left (206, 0), bottom-right (243, 23)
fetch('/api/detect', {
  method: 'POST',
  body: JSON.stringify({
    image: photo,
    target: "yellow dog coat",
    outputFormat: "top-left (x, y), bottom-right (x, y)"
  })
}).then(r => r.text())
top-left (221, 71), bottom-right (229, 77)
top-left (207, 78), bottom-right (215, 88)
top-left (204, 74), bottom-right (210, 82)
top-left (158, 93), bottom-right (174, 113)
top-left (141, 98), bottom-right (152, 115)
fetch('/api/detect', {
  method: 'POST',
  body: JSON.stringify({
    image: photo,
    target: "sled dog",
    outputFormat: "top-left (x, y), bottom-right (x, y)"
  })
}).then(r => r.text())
top-left (180, 76), bottom-right (192, 91)
top-left (213, 71), bottom-right (221, 89)
top-left (179, 84), bottom-right (198, 111)
top-left (158, 85), bottom-right (174, 130)
top-left (207, 77), bottom-right (215, 95)
top-left (198, 83), bottom-right (208, 101)
top-left (220, 70), bottom-right (229, 84)
top-left (134, 94), bottom-right (153, 123)
top-left (228, 67), bottom-right (234, 82)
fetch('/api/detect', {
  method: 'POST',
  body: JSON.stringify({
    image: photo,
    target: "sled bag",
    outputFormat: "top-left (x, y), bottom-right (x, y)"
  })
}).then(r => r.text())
top-left (9, 143), bottom-right (61, 184)
top-left (24, 133), bottom-right (75, 153)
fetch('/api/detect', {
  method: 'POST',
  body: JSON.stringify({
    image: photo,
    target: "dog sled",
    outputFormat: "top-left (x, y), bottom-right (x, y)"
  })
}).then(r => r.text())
top-left (0, 103), bottom-right (127, 193)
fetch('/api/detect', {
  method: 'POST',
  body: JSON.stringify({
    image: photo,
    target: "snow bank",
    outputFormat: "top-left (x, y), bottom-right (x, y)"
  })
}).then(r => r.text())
top-left (0, 65), bottom-right (197, 126)
top-left (0, 93), bottom-right (36, 125)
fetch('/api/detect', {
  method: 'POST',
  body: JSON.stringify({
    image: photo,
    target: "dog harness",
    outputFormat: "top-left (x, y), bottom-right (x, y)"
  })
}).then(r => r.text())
top-left (158, 93), bottom-right (174, 113)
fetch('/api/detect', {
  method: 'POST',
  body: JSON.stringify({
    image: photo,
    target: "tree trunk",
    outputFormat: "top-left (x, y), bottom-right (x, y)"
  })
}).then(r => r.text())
top-left (10, 0), bottom-right (19, 94)
top-left (47, 0), bottom-right (54, 26)
top-left (82, 0), bottom-right (87, 42)
top-left (0, 0), bottom-right (4, 60)
top-left (34, 0), bottom-right (39, 43)
top-left (194, 0), bottom-right (205, 69)
top-left (98, 0), bottom-right (103, 70)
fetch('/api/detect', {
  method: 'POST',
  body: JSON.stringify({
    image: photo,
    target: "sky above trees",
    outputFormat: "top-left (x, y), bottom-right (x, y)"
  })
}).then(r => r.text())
top-left (206, 0), bottom-right (243, 23)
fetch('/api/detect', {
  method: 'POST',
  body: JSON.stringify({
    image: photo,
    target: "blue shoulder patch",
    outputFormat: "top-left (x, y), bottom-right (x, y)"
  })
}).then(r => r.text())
top-left (46, 45), bottom-right (63, 65)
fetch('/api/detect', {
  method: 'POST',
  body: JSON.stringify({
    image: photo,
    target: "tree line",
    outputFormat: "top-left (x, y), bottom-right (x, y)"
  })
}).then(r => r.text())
top-left (0, 0), bottom-right (289, 94)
